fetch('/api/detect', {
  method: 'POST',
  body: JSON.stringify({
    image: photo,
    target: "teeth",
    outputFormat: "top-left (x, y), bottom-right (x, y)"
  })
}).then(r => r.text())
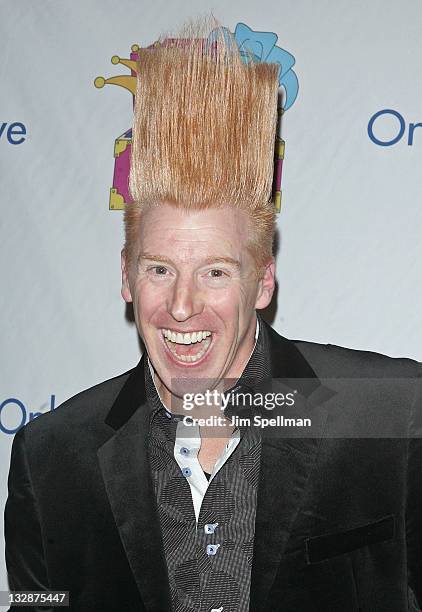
top-left (161, 329), bottom-right (213, 364)
top-left (165, 338), bottom-right (211, 363)
top-left (162, 329), bottom-right (211, 344)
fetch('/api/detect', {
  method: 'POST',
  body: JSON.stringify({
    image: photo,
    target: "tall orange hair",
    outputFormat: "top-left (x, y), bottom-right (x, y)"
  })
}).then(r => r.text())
top-left (125, 17), bottom-right (279, 275)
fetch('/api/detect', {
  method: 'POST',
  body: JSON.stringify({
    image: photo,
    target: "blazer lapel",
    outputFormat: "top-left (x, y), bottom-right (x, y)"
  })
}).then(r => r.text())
top-left (250, 322), bottom-right (333, 612)
top-left (97, 357), bottom-right (172, 612)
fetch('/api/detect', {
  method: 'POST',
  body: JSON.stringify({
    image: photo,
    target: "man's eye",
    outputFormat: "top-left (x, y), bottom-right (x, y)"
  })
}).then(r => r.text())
top-left (208, 269), bottom-right (226, 278)
top-left (149, 266), bottom-right (168, 275)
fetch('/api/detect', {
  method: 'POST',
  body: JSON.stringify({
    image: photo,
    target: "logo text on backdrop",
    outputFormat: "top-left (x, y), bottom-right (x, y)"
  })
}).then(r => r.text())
top-left (0, 122), bottom-right (26, 145)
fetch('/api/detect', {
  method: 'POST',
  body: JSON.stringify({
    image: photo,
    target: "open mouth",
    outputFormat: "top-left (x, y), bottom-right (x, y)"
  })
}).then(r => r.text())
top-left (161, 329), bottom-right (212, 364)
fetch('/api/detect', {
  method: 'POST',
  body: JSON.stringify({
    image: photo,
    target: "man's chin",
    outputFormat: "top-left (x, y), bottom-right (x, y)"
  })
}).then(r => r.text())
top-left (153, 366), bottom-right (225, 409)
top-left (167, 374), bottom-right (222, 398)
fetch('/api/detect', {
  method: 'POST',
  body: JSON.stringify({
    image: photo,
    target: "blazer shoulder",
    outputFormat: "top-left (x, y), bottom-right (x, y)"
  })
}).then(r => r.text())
top-left (290, 336), bottom-right (421, 379)
top-left (20, 366), bottom-right (136, 437)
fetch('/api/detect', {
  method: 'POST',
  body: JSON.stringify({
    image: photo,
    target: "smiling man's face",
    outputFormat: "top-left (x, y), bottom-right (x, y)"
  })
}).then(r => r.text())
top-left (121, 203), bottom-right (275, 406)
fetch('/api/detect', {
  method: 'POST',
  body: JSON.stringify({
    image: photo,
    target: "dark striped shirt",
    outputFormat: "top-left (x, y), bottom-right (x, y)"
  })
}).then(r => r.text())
top-left (145, 315), bottom-right (270, 612)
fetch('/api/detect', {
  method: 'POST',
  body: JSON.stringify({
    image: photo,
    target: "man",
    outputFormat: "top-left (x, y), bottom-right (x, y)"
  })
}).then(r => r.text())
top-left (4, 20), bottom-right (422, 612)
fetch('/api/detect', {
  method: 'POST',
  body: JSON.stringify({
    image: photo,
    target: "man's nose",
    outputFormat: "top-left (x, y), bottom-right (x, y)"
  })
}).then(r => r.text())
top-left (168, 275), bottom-right (203, 321)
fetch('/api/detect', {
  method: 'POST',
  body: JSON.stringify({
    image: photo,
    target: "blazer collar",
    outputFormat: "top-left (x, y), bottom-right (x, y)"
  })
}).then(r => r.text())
top-left (104, 356), bottom-right (146, 431)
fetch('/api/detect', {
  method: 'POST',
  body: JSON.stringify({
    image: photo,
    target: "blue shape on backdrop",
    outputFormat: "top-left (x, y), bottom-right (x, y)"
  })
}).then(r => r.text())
top-left (208, 23), bottom-right (299, 111)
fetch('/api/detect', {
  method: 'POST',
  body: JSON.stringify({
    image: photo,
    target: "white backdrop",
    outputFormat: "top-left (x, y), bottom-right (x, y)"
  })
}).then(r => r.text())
top-left (1, 0), bottom-right (421, 603)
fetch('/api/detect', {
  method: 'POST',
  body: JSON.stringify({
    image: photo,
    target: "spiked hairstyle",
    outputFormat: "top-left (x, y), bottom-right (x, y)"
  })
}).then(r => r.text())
top-left (125, 17), bottom-right (279, 275)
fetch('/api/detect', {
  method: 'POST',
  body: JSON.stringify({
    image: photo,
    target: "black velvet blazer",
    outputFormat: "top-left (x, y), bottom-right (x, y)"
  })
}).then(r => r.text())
top-left (4, 320), bottom-right (422, 611)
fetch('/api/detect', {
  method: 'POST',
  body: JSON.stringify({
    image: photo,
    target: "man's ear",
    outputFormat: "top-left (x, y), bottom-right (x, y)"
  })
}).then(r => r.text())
top-left (255, 258), bottom-right (275, 310)
top-left (121, 249), bottom-right (133, 303)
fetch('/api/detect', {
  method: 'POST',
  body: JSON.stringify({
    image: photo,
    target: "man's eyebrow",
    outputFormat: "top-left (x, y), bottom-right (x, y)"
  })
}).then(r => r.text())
top-left (138, 253), bottom-right (174, 265)
top-left (137, 253), bottom-right (241, 268)
top-left (202, 256), bottom-right (241, 269)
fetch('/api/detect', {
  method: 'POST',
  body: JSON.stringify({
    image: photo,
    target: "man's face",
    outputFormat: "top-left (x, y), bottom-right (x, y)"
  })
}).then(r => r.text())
top-left (121, 204), bottom-right (275, 406)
